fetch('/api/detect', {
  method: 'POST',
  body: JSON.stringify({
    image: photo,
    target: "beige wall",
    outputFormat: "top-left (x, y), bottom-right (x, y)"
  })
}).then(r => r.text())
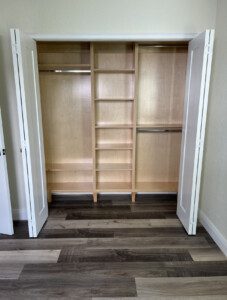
top-left (200, 0), bottom-right (227, 250)
top-left (0, 0), bottom-right (217, 216)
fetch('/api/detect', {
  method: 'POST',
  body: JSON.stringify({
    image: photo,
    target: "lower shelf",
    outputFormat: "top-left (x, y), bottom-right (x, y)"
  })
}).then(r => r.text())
top-left (96, 182), bottom-right (132, 192)
top-left (48, 182), bottom-right (93, 193)
top-left (47, 181), bottom-right (178, 194)
top-left (135, 182), bottom-right (178, 192)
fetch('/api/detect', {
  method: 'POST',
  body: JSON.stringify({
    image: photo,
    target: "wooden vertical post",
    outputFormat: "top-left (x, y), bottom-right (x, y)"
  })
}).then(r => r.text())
top-left (132, 43), bottom-right (139, 203)
top-left (90, 43), bottom-right (97, 203)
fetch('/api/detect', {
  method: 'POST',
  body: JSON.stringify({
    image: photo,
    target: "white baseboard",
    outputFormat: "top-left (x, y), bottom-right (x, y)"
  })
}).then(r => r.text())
top-left (199, 210), bottom-right (227, 256)
top-left (13, 209), bottom-right (27, 220)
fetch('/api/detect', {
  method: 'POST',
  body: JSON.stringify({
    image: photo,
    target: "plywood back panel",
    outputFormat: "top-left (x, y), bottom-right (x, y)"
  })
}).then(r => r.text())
top-left (97, 171), bottom-right (132, 183)
top-left (137, 46), bottom-right (188, 125)
top-left (136, 132), bottom-right (182, 182)
top-left (96, 101), bottom-right (133, 125)
top-left (39, 73), bottom-right (92, 164)
top-left (94, 43), bottom-right (134, 70)
top-left (37, 42), bottom-right (90, 65)
top-left (47, 171), bottom-right (93, 183)
top-left (96, 129), bottom-right (133, 145)
top-left (95, 74), bottom-right (134, 99)
top-left (96, 150), bottom-right (132, 164)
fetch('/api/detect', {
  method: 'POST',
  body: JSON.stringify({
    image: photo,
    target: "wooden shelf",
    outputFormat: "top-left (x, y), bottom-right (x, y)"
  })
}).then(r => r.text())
top-left (135, 182), bottom-right (178, 192)
top-left (48, 182), bottom-right (93, 193)
top-left (96, 182), bottom-right (132, 192)
top-left (94, 69), bottom-right (135, 74)
top-left (95, 143), bottom-right (133, 150)
top-left (46, 163), bottom-right (92, 172)
top-left (96, 163), bottom-right (132, 171)
top-left (95, 98), bottom-right (134, 101)
top-left (39, 64), bottom-right (91, 71)
top-left (95, 124), bottom-right (133, 129)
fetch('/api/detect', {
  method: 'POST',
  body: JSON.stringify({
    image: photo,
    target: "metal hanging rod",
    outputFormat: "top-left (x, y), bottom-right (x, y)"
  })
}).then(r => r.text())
top-left (39, 70), bottom-right (91, 74)
top-left (140, 45), bottom-right (188, 48)
top-left (137, 128), bottom-right (182, 133)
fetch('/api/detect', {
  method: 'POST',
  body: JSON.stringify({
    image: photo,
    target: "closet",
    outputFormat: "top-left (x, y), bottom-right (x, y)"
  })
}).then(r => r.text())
top-left (37, 41), bottom-right (188, 202)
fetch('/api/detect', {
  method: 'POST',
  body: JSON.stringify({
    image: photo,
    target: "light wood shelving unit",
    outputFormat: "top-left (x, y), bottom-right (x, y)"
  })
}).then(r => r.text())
top-left (37, 41), bottom-right (188, 202)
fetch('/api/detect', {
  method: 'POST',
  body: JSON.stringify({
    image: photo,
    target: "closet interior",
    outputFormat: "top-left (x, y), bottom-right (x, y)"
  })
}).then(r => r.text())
top-left (37, 41), bottom-right (188, 202)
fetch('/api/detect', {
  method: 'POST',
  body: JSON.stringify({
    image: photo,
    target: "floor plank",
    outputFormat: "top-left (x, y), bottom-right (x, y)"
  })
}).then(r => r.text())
top-left (0, 239), bottom-right (87, 250)
top-left (189, 247), bottom-right (227, 261)
top-left (0, 250), bottom-right (60, 263)
top-left (45, 219), bottom-right (182, 229)
top-left (0, 264), bottom-right (23, 280)
top-left (19, 261), bottom-right (227, 280)
top-left (0, 276), bottom-right (136, 298)
top-left (136, 276), bottom-right (227, 296)
top-left (86, 236), bottom-right (212, 249)
top-left (58, 248), bottom-right (192, 263)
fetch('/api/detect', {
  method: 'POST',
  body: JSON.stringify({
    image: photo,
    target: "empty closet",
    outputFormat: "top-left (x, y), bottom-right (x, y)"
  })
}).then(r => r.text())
top-left (11, 29), bottom-right (214, 237)
top-left (37, 42), bottom-right (188, 202)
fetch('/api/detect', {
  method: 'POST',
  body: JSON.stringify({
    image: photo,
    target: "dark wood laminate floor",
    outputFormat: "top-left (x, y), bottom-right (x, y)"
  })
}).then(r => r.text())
top-left (0, 194), bottom-right (227, 299)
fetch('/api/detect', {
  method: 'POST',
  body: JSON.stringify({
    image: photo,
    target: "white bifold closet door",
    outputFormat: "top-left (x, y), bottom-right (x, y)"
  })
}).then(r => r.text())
top-left (177, 30), bottom-right (214, 235)
top-left (0, 108), bottom-right (14, 235)
top-left (11, 29), bottom-right (48, 238)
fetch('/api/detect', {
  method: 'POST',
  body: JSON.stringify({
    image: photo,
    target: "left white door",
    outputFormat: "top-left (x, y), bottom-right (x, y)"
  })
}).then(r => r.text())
top-left (11, 29), bottom-right (48, 237)
top-left (0, 108), bottom-right (14, 235)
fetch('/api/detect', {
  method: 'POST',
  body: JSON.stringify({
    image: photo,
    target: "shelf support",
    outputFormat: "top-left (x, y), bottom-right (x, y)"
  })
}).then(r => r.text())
top-left (91, 42), bottom-right (97, 203)
top-left (132, 43), bottom-right (139, 201)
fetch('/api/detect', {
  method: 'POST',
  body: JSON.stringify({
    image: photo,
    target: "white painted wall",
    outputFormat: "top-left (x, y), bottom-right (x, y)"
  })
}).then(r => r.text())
top-left (199, 0), bottom-right (227, 255)
top-left (0, 0), bottom-right (217, 218)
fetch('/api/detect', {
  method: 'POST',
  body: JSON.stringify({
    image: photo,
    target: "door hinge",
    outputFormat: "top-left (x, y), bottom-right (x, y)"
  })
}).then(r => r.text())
top-left (2, 149), bottom-right (6, 155)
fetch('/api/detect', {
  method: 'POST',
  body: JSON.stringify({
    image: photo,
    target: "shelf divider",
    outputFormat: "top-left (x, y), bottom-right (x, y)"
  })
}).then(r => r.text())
top-left (132, 43), bottom-right (139, 202)
top-left (91, 43), bottom-right (97, 202)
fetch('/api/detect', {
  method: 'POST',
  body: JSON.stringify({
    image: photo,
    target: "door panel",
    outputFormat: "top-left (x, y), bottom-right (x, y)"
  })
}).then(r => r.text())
top-left (11, 29), bottom-right (48, 237)
top-left (0, 108), bottom-right (14, 235)
top-left (177, 30), bottom-right (214, 234)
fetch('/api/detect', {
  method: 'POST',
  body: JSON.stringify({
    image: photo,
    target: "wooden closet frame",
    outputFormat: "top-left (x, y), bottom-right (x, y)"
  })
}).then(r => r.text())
top-left (35, 34), bottom-right (195, 203)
